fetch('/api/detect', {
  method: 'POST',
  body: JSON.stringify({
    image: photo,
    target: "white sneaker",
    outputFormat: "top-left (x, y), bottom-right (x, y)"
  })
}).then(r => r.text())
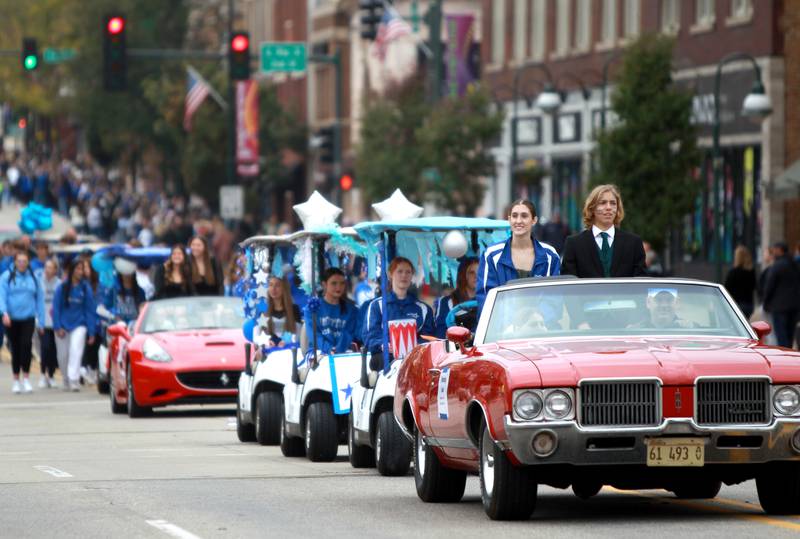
top-left (12, 380), bottom-right (21, 394)
top-left (47, 376), bottom-right (58, 389)
top-left (22, 379), bottom-right (33, 393)
top-left (38, 377), bottom-right (48, 389)
top-left (70, 384), bottom-right (80, 392)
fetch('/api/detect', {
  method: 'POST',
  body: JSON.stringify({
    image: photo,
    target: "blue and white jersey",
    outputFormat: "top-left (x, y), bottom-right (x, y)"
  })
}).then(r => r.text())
top-left (363, 292), bottom-right (434, 354)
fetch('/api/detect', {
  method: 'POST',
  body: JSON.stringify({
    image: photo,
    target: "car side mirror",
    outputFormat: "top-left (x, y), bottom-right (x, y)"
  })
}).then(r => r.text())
top-left (751, 321), bottom-right (771, 342)
top-left (107, 323), bottom-right (131, 342)
top-left (446, 326), bottom-right (481, 357)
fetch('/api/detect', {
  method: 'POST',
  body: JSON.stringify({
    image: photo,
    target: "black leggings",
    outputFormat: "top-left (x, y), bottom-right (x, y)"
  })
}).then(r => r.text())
top-left (39, 328), bottom-right (57, 377)
top-left (8, 318), bottom-right (35, 376)
top-left (82, 338), bottom-right (100, 370)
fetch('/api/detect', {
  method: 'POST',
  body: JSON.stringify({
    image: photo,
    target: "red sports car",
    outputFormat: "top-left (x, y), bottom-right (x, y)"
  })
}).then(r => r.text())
top-left (394, 277), bottom-right (800, 520)
top-left (108, 296), bottom-right (246, 417)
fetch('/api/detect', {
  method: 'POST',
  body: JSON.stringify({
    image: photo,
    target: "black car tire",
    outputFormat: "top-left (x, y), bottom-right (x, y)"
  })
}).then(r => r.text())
top-left (97, 373), bottom-right (110, 395)
top-left (757, 462), bottom-right (800, 514)
top-left (348, 409), bottom-right (375, 468)
top-left (254, 391), bottom-right (281, 445)
top-left (126, 363), bottom-right (152, 418)
top-left (671, 479), bottom-right (722, 500)
top-left (305, 401), bottom-right (338, 462)
top-left (279, 400), bottom-right (305, 457)
top-left (375, 411), bottom-right (411, 476)
top-left (414, 428), bottom-right (466, 502)
top-left (236, 407), bottom-right (256, 442)
top-left (479, 423), bottom-right (537, 520)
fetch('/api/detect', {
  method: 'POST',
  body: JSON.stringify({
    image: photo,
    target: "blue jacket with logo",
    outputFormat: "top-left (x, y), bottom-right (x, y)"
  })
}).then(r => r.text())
top-left (0, 268), bottom-right (45, 324)
top-left (53, 279), bottom-right (97, 336)
top-left (303, 298), bottom-right (359, 354)
top-left (364, 292), bottom-right (434, 354)
top-left (476, 236), bottom-right (561, 315)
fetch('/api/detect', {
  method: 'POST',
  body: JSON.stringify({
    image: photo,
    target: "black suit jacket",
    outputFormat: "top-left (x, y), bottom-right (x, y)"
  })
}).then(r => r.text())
top-left (561, 228), bottom-right (646, 278)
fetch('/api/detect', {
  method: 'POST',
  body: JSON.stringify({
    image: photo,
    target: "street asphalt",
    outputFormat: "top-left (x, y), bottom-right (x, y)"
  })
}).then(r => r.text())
top-left (1, 353), bottom-right (799, 538)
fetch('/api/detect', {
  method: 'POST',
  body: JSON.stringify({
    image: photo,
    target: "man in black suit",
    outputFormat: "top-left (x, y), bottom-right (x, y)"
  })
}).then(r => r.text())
top-left (561, 184), bottom-right (646, 278)
top-left (763, 242), bottom-right (800, 348)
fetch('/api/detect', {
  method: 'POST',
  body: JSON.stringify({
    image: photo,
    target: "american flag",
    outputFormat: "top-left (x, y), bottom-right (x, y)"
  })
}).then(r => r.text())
top-left (373, 5), bottom-right (413, 61)
top-left (184, 67), bottom-right (211, 131)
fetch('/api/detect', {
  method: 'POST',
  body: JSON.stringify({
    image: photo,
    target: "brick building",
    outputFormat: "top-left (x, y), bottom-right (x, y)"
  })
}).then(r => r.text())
top-left (482, 0), bottom-right (784, 279)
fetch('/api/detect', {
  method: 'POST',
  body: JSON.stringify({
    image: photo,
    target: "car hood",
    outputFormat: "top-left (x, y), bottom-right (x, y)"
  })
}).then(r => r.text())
top-left (142, 328), bottom-right (246, 368)
top-left (497, 337), bottom-right (800, 387)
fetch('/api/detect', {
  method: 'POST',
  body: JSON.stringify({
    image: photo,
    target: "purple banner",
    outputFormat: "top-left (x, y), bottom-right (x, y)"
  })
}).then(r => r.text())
top-left (445, 14), bottom-right (476, 97)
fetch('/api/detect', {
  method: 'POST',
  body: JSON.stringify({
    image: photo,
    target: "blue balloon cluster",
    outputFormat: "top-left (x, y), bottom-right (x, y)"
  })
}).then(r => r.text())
top-left (242, 318), bottom-right (258, 342)
top-left (18, 203), bottom-right (53, 234)
top-left (91, 252), bottom-right (116, 289)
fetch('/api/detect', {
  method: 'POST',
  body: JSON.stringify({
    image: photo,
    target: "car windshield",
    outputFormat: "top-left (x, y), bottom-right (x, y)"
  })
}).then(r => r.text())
top-left (482, 282), bottom-right (751, 343)
top-left (141, 297), bottom-right (244, 333)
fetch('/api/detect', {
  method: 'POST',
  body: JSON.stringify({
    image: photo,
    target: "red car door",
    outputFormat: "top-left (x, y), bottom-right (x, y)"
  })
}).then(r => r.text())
top-left (427, 344), bottom-right (473, 457)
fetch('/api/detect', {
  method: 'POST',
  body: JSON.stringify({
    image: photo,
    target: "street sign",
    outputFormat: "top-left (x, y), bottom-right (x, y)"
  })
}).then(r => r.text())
top-left (219, 185), bottom-right (244, 220)
top-left (43, 48), bottom-right (76, 64)
top-left (260, 42), bottom-right (306, 73)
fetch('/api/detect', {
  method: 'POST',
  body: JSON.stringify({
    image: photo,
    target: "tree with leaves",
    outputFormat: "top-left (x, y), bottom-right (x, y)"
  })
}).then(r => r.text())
top-left (356, 76), bottom-right (502, 215)
top-left (592, 34), bottom-right (700, 249)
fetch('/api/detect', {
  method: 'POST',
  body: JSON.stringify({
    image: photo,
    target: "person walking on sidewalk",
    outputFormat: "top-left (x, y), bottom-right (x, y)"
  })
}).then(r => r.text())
top-left (53, 260), bottom-right (96, 391)
top-left (38, 258), bottom-right (60, 388)
top-left (0, 251), bottom-right (45, 394)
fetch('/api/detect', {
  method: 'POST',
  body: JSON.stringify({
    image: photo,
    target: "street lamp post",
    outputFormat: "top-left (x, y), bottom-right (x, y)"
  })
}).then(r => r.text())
top-left (711, 53), bottom-right (772, 283)
top-left (508, 63), bottom-right (562, 203)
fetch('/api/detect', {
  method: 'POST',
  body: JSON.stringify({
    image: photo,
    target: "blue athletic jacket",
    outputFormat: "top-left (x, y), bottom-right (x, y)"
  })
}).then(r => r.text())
top-left (53, 279), bottom-right (97, 336)
top-left (476, 236), bottom-right (561, 315)
top-left (0, 268), bottom-right (45, 324)
top-left (363, 292), bottom-right (434, 354)
top-left (303, 298), bottom-right (358, 354)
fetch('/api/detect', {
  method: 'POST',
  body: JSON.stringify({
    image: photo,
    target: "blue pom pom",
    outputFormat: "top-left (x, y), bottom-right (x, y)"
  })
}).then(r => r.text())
top-left (307, 296), bottom-right (321, 313)
top-left (255, 299), bottom-right (268, 314)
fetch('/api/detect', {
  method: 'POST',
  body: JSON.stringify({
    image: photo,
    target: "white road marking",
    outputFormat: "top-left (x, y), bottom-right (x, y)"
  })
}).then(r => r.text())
top-left (33, 465), bottom-right (73, 478)
top-left (146, 519), bottom-right (202, 539)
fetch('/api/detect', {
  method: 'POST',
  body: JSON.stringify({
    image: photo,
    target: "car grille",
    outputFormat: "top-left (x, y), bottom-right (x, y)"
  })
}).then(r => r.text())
top-left (579, 380), bottom-right (660, 427)
top-left (176, 370), bottom-right (240, 390)
top-left (696, 378), bottom-right (770, 425)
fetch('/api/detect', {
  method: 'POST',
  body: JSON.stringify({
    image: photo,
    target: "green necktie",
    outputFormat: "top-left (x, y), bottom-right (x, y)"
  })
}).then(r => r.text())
top-left (599, 232), bottom-right (612, 277)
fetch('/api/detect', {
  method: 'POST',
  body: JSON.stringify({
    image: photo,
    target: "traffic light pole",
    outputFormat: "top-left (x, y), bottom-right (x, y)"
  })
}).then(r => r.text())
top-left (310, 51), bottom-right (342, 204)
top-left (226, 0), bottom-right (236, 187)
top-left (427, 0), bottom-right (443, 102)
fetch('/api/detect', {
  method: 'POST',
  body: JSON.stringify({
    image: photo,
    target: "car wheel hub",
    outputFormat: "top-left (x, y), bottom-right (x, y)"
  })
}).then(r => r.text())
top-left (376, 430), bottom-right (382, 462)
top-left (416, 435), bottom-right (426, 477)
top-left (482, 434), bottom-right (495, 496)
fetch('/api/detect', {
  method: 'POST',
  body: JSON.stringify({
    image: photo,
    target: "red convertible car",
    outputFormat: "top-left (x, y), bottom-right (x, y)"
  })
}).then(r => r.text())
top-left (108, 296), bottom-right (246, 417)
top-left (393, 277), bottom-right (800, 520)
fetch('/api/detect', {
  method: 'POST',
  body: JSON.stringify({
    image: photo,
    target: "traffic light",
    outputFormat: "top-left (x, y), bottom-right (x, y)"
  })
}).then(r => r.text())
top-left (229, 32), bottom-right (251, 80)
top-left (359, 0), bottom-right (384, 40)
top-left (318, 126), bottom-right (334, 164)
top-left (21, 38), bottom-right (38, 71)
top-left (339, 174), bottom-right (353, 192)
top-left (103, 14), bottom-right (127, 91)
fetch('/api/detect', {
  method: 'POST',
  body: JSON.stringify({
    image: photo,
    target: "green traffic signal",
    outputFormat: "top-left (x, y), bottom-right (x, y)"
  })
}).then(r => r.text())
top-left (23, 55), bottom-right (38, 70)
top-left (21, 37), bottom-right (38, 71)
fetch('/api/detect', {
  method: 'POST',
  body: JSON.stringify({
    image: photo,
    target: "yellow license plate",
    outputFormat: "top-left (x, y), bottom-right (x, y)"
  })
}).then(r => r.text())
top-left (646, 438), bottom-right (705, 467)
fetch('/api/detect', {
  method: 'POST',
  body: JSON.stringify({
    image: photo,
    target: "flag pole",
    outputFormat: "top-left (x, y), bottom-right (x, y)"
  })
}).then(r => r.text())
top-left (187, 65), bottom-right (228, 110)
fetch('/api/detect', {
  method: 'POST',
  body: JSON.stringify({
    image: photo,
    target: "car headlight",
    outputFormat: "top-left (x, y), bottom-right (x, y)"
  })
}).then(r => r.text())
top-left (143, 338), bottom-right (172, 362)
top-left (514, 391), bottom-right (543, 420)
top-left (774, 386), bottom-right (800, 416)
top-left (544, 390), bottom-right (573, 420)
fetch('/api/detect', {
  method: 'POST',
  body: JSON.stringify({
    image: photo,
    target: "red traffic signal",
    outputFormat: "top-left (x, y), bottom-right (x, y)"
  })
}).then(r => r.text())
top-left (339, 174), bottom-right (353, 191)
top-left (107, 16), bottom-right (125, 34)
top-left (231, 34), bottom-right (249, 53)
top-left (17, 118), bottom-right (27, 129)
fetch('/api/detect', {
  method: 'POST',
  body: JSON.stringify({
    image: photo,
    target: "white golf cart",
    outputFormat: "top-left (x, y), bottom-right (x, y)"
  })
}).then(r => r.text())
top-left (347, 217), bottom-right (510, 475)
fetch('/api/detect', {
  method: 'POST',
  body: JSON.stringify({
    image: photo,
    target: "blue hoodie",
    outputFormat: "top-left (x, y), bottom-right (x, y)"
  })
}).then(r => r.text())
top-left (53, 279), bottom-right (97, 335)
top-left (103, 279), bottom-right (146, 323)
top-left (476, 236), bottom-right (560, 315)
top-left (364, 292), bottom-right (434, 354)
top-left (303, 298), bottom-right (358, 354)
top-left (0, 268), bottom-right (45, 324)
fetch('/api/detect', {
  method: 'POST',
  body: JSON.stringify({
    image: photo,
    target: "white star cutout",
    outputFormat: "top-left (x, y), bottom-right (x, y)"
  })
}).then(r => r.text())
top-left (254, 284), bottom-right (268, 298)
top-left (293, 190), bottom-right (342, 229)
top-left (253, 269), bottom-right (269, 285)
top-left (371, 189), bottom-right (423, 221)
top-left (257, 313), bottom-right (270, 328)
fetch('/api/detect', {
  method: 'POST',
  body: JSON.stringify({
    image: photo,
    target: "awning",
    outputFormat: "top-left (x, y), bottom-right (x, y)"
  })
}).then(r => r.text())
top-left (773, 159), bottom-right (800, 196)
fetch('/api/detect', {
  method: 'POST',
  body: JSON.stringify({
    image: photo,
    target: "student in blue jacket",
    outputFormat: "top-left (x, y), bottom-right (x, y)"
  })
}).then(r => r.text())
top-left (53, 259), bottom-right (97, 392)
top-left (0, 251), bottom-right (45, 394)
top-left (476, 199), bottom-right (561, 316)
top-left (303, 268), bottom-right (358, 354)
top-left (433, 258), bottom-right (478, 339)
top-left (364, 257), bottom-right (434, 371)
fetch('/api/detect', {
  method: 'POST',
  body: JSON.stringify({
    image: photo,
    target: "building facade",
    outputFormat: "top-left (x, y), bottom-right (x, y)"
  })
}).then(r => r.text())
top-left (482, 0), bottom-right (785, 279)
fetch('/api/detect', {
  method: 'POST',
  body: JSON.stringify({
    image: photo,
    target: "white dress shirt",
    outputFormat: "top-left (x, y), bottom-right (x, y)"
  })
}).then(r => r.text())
top-left (592, 225), bottom-right (616, 249)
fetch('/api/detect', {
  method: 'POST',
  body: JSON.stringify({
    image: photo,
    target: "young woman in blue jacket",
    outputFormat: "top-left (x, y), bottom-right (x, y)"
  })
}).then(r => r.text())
top-left (0, 251), bottom-right (45, 394)
top-left (53, 259), bottom-right (97, 391)
top-left (303, 268), bottom-right (358, 354)
top-left (476, 199), bottom-right (561, 316)
top-left (433, 258), bottom-right (478, 339)
top-left (364, 257), bottom-right (434, 371)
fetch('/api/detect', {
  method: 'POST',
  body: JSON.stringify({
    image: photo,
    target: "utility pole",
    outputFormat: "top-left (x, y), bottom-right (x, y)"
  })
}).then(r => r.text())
top-left (427, 0), bottom-right (443, 102)
top-left (309, 51), bottom-right (342, 205)
top-left (226, 0), bottom-right (236, 186)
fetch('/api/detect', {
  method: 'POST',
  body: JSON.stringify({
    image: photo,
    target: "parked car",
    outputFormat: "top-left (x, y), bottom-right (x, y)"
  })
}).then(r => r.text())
top-left (108, 296), bottom-right (246, 417)
top-left (394, 277), bottom-right (800, 520)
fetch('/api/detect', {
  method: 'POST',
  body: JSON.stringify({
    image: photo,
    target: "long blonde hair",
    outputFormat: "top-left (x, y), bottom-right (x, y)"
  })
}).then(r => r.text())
top-left (733, 245), bottom-right (753, 271)
top-left (582, 184), bottom-right (625, 228)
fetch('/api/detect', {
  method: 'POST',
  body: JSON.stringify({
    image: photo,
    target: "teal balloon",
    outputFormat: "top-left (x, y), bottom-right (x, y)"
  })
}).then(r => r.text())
top-left (242, 318), bottom-right (257, 342)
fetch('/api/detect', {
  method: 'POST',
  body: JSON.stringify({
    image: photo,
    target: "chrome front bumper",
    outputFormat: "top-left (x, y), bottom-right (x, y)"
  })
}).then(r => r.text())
top-left (502, 415), bottom-right (800, 466)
